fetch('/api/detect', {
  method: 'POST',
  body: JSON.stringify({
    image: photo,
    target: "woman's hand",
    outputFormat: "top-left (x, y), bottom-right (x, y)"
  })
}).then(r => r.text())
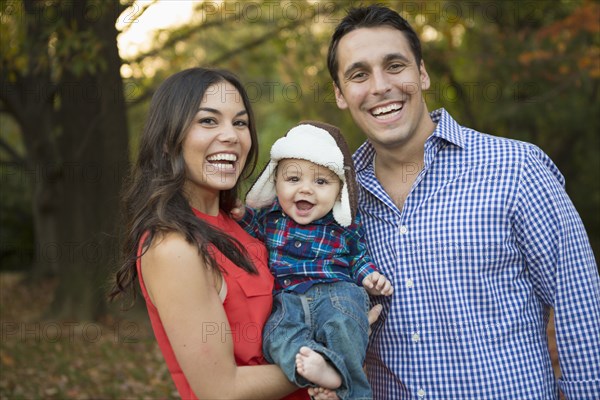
top-left (307, 304), bottom-right (383, 399)
top-left (229, 199), bottom-right (245, 221)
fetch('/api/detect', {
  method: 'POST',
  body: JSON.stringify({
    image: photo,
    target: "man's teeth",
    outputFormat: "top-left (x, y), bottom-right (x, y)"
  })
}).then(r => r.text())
top-left (372, 103), bottom-right (402, 116)
top-left (207, 153), bottom-right (237, 162)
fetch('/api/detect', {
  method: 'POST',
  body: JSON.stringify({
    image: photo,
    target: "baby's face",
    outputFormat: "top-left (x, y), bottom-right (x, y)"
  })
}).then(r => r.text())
top-left (275, 159), bottom-right (341, 225)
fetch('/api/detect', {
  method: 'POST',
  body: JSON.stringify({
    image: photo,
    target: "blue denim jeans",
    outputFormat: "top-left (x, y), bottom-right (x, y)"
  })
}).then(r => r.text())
top-left (263, 281), bottom-right (372, 400)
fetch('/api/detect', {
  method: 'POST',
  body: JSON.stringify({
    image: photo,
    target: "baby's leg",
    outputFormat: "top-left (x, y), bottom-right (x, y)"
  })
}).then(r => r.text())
top-left (295, 346), bottom-right (342, 389)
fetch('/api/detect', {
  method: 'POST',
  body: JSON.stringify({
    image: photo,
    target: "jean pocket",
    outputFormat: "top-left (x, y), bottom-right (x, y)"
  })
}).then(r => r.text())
top-left (329, 282), bottom-right (370, 334)
top-left (262, 293), bottom-right (286, 343)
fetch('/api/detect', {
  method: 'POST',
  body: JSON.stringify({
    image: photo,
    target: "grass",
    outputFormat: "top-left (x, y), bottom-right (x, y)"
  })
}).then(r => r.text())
top-left (0, 272), bottom-right (177, 399)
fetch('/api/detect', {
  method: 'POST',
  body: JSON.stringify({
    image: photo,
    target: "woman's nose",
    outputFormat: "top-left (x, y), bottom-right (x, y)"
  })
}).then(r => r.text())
top-left (218, 125), bottom-right (239, 144)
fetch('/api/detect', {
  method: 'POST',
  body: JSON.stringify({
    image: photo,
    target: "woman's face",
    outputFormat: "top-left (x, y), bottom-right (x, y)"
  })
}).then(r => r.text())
top-left (181, 81), bottom-right (252, 207)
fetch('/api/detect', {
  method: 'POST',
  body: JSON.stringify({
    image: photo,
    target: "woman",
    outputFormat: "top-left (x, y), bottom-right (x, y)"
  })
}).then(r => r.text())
top-left (109, 67), bottom-right (309, 399)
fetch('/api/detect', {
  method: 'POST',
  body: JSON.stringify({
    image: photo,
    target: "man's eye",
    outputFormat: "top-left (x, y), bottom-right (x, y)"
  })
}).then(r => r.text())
top-left (389, 63), bottom-right (405, 72)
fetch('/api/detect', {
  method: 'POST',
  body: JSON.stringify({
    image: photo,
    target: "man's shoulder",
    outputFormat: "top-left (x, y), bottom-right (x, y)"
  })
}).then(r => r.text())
top-left (464, 127), bottom-right (542, 161)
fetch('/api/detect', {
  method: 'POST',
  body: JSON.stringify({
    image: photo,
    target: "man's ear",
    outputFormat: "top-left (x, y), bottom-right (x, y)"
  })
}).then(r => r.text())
top-left (333, 82), bottom-right (348, 110)
top-left (419, 60), bottom-right (431, 91)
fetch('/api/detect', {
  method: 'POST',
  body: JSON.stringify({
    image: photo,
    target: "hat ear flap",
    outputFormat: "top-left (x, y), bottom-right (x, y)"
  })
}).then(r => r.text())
top-left (246, 160), bottom-right (278, 208)
top-left (333, 181), bottom-right (352, 227)
top-left (344, 165), bottom-right (358, 223)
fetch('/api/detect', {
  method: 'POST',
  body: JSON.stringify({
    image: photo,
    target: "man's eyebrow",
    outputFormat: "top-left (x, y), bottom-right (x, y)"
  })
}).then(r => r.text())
top-left (383, 53), bottom-right (412, 64)
top-left (343, 61), bottom-right (368, 79)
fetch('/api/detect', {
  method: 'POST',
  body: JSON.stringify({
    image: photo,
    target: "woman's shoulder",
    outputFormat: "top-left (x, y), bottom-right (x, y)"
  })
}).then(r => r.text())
top-left (145, 231), bottom-right (194, 256)
top-left (142, 231), bottom-right (206, 275)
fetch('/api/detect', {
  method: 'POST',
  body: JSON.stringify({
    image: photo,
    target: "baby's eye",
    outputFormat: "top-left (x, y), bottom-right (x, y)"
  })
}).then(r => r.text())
top-left (286, 176), bottom-right (300, 182)
top-left (316, 178), bottom-right (329, 185)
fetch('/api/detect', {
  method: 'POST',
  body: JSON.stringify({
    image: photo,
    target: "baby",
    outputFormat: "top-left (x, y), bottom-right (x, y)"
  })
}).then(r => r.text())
top-left (235, 121), bottom-right (393, 400)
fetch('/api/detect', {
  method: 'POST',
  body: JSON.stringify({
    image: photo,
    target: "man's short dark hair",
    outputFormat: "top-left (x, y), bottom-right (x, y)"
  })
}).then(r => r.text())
top-left (327, 5), bottom-right (423, 87)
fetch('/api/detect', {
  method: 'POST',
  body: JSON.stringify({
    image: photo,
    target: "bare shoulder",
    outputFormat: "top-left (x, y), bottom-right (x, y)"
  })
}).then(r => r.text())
top-left (141, 231), bottom-right (212, 303)
top-left (144, 231), bottom-right (197, 262)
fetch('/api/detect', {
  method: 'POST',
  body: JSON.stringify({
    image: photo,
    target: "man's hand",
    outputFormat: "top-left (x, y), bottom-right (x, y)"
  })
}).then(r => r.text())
top-left (362, 271), bottom-right (393, 296)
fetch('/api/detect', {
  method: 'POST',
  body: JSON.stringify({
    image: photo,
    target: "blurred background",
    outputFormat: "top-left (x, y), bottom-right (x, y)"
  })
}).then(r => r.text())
top-left (1, 0), bottom-right (598, 397)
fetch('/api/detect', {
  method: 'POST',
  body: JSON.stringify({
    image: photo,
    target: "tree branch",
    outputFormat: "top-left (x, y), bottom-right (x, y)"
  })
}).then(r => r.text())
top-left (126, 3), bottom-right (335, 107)
top-left (123, 7), bottom-right (248, 65)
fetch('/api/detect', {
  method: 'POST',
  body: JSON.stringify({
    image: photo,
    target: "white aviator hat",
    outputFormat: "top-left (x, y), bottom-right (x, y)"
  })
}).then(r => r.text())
top-left (246, 121), bottom-right (358, 227)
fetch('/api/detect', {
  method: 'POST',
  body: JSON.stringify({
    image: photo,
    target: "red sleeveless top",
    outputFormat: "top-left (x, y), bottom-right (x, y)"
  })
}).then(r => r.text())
top-left (136, 209), bottom-right (308, 399)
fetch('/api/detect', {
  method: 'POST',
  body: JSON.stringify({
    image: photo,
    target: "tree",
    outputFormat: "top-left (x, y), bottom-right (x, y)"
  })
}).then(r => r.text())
top-left (0, 0), bottom-right (130, 320)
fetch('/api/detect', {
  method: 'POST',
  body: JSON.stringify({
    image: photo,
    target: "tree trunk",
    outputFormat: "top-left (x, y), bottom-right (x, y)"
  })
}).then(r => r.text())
top-left (45, 0), bottom-right (129, 321)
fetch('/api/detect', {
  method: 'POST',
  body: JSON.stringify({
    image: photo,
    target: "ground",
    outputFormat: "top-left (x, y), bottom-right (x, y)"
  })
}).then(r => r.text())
top-left (0, 272), bottom-right (177, 399)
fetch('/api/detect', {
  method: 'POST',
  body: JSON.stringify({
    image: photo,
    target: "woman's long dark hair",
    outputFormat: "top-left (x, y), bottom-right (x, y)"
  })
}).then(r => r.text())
top-left (109, 68), bottom-right (259, 304)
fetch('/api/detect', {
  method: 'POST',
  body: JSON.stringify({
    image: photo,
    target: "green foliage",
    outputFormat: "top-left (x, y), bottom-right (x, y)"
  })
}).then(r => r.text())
top-left (2, 0), bottom-right (599, 271)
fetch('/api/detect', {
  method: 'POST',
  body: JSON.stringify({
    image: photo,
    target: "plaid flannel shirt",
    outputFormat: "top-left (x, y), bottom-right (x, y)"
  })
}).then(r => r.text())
top-left (238, 200), bottom-right (378, 294)
top-left (356, 108), bottom-right (600, 399)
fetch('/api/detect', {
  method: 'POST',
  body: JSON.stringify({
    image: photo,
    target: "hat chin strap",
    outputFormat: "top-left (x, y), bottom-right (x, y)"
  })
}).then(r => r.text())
top-left (332, 182), bottom-right (352, 227)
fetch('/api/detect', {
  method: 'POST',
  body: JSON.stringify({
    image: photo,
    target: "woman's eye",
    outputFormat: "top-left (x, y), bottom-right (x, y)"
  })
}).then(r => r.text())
top-left (234, 120), bottom-right (248, 127)
top-left (199, 118), bottom-right (216, 125)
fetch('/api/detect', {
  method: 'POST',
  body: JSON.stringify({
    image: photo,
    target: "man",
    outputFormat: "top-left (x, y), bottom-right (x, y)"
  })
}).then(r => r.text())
top-left (327, 5), bottom-right (600, 399)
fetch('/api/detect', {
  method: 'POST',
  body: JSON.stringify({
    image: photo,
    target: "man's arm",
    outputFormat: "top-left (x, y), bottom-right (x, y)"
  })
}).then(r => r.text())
top-left (514, 146), bottom-right (600, 399)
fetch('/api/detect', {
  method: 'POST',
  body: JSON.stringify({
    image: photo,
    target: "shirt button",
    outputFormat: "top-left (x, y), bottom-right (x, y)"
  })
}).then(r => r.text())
top-left (274, 218), bottom-right (279, 223)
top-left (417, 388), bottom-right (426, 398)
top-left (406, 278), bottom-right (414, 288)
top-left (294, 241), bottom-right (302, 248)
top-left (412, 332), bottom-right (420, 342)
top-left (283, 279), bottom-right (291, 286)
top-left (331, 229), bottom-right (337, 235)
top-left (400, 225), bottom-right (408, 234)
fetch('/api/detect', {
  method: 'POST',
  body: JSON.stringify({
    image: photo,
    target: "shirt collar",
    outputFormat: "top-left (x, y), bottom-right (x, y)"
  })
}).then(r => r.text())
top-left (353, 108), bottom-right (466, 172)
top-left (428, 108), bottom-right (466, 149)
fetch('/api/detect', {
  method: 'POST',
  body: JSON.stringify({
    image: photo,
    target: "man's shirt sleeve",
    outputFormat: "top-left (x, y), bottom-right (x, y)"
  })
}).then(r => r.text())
top-left (513, 145), bottom-right (600, 398)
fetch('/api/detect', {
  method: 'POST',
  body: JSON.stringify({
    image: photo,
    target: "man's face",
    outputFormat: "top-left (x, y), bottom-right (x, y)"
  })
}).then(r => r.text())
top-left (334, 27), bottom-right (432, 151)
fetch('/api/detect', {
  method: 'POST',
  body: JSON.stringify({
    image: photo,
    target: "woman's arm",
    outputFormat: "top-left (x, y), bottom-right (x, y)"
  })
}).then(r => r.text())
top-left (142, 232), bottom-right (297, 399)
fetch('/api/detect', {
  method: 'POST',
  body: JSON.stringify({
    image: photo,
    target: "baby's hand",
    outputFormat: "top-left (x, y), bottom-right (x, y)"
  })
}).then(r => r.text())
top-left (362, 271), bottom-right (393, 296)
top-left (229, 199), bottom-right (245, 221)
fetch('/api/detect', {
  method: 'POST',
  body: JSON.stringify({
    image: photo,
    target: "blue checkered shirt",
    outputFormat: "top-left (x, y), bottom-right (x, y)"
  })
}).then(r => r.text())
top-left (355, 108), bottom-right (600, 399)
top-left (239, 200), bottom-right (378, 294)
